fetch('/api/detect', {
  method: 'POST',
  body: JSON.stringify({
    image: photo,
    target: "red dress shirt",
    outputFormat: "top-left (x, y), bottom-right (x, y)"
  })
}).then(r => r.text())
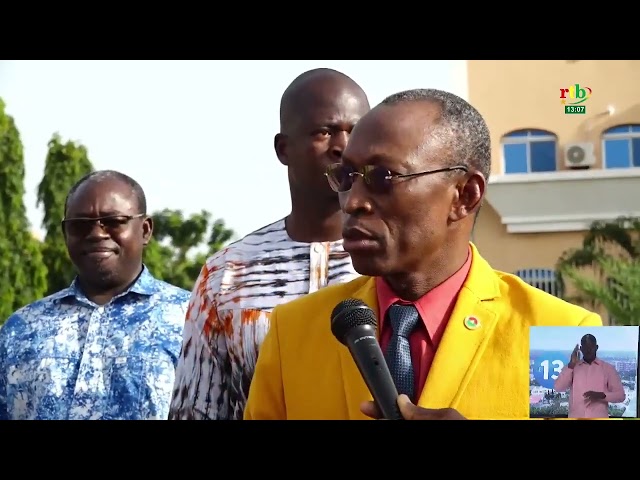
top-left (376, 250), bottom-right (472, 397)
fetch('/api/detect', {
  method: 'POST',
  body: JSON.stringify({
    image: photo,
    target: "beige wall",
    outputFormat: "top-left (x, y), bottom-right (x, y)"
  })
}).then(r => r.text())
top-left (467, 61), bottom-right (640, 321)
top-left (467, 60), bottom-right (640, 175)
top-left (468, 60), bottom-right (640, 258)
top-left (473, 202), bottom-right (583, 274)
top-left (466, 60), bottom-right (618, 270)
top-left (472, 204), bottom-right (611, 322)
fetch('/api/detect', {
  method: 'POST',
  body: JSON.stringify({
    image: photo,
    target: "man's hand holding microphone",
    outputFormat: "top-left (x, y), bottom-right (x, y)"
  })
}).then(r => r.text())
top-left (331, 298), bottom-right (467, 421)
top-left (360, 395), bottom-right (467, 420)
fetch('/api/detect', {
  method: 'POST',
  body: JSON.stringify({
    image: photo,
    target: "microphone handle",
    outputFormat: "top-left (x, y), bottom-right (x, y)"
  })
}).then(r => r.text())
top-left (345, 326), bottom-right (404, 420)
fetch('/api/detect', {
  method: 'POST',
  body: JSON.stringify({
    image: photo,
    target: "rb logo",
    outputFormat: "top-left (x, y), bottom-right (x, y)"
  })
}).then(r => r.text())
top-left (532, 350), bottom-right (569, 390)
top-left (560, 83), bottom-right (592, 105)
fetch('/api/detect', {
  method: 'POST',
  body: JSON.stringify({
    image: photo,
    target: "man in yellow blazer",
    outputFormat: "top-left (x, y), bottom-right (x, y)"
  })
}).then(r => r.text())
top-left (244, 88), bottom-right (603, 420)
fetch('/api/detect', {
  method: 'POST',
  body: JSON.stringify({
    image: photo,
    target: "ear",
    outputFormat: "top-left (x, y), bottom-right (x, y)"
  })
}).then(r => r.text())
top-left (142, 216), bottom-right (153, 246)
top-left (450, 171), bottom-right (486, 222)
top-left (274, 133), bottom-right (289, 166)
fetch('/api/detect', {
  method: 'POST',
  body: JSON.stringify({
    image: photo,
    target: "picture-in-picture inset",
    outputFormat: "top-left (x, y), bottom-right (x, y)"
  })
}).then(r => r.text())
top-left (529, 326), bottom-right (639, 419)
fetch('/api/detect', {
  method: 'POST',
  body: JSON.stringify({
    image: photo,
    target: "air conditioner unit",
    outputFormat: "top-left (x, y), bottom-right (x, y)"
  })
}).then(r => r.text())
top-left (564, 142), bottom-right (595, 169)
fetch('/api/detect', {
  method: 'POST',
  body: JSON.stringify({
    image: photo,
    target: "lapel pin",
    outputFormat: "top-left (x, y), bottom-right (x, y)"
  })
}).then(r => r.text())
top-left (464, 316), bottom-right (480, 330)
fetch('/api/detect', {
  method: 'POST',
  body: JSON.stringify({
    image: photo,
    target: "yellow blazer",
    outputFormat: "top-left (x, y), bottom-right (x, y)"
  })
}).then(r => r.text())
top-left (244, 243), bottom-right (603, 420)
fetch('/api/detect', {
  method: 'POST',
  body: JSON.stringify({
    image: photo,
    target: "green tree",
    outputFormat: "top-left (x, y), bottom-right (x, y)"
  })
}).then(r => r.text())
top-left (143, 209), bottom-right (235, 291)
top-left (36, 133), bottom-right (94, 295)
top-left (0, 98), bottom-right (48, 324)
top-left (557, 216), bottom-right (640, 325)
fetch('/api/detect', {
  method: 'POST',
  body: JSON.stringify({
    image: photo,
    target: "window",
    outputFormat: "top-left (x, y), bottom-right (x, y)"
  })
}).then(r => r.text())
top-left (501, 129), bottom-right (558, 174)
top-left (602, 124), bottom-right (640, 169)
top-left (514, 268), bottom-right (563, 298)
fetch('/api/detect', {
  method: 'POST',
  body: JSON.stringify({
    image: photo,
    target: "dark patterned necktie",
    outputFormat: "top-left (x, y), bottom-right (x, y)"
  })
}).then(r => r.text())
top-left (384, 303), bottom-right (420, 402)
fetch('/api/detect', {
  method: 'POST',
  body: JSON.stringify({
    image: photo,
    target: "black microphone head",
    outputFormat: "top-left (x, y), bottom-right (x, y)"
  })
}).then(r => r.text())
top-left (330, 298), bottom-right (377, 345)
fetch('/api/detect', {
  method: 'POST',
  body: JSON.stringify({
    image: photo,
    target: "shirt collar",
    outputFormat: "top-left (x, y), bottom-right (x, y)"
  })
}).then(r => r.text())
top-left (578, 358), bottom-right (602, 367)
top-left (375, 246), bottom-right (472, 338)
top-left (51, 265), bottom-right (161, 305)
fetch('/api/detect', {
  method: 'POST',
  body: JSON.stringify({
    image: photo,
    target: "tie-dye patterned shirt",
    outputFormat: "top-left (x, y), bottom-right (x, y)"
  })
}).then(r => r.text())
top-left (0, 266), bottom-right (190, 420)
top-left (169, 218), bottom-right (359, 420)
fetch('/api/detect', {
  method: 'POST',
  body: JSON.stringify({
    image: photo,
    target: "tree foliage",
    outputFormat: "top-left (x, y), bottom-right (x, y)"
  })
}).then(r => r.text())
top-left (557, 216), bottom-right (640, 325)
top-left (143, 209), bottom-right (235, 291)
top-left (0, 98), bottom-right (236, 324)
top-left (0, 98), bottom-right (47, 323)
top-left (561, 256), bottom-right (640, 325)
top-left (37, 133), bottom-right (94, 295)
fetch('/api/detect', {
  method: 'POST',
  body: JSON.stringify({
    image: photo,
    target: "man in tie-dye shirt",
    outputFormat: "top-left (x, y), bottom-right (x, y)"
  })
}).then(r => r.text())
top-left (0, 170), bottom-right (190, 420)
top-left (169, 68), bottom-right (370, 420)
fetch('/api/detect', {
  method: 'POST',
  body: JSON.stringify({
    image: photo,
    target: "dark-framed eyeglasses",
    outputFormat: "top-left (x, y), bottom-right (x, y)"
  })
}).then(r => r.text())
top-left (61, 213), bottom-right (146, 237)
top-left (324, 163), bottom-right (469, 194)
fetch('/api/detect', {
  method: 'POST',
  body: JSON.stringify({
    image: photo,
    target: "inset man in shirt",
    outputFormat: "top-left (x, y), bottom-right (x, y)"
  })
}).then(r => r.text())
top-left (0, 170), bottom-right (190, 420)
top-left (554, 334), bottom-right (626, 418)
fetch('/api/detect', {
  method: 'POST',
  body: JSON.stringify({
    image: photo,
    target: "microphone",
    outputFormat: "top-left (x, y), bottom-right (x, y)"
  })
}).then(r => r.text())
top-left (330, 298), bottom-right (403, 420)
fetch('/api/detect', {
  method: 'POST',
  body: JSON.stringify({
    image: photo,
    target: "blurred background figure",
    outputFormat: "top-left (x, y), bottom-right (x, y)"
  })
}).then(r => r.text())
top-left (168, 68), bottom-right (370, 420)
top-left (0, 170), bottom-right (190, 420)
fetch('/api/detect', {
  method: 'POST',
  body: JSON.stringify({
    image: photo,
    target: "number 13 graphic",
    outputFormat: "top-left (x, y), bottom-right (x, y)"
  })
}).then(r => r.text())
top-left (540, 359), bottom-right (564, 380)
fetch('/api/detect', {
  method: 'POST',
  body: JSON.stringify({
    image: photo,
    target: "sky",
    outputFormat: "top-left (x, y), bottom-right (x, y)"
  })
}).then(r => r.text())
top-left (530, 326), bottom-right (640, 352)
top-left (0, 60), bottom-right (468, 241)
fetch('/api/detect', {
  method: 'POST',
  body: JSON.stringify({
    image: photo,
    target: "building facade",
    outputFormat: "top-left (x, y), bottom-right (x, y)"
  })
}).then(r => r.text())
top-left (467, 60), bottom-right (640, 320)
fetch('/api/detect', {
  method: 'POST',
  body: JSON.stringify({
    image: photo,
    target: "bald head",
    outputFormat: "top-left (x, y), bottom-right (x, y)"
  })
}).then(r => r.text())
top-left (65, 170), bottom-right (147, 217)
top-left (273, 68), bottom-right (370, 204)
top-left (580, 333), bottom-right (598, 363)
top-left (279, 68), bottom-right (369, 132)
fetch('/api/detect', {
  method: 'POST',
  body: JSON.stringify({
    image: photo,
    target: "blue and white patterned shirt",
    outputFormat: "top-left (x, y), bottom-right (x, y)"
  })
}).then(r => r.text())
top-left (0, 266), bottom-right (190, 420)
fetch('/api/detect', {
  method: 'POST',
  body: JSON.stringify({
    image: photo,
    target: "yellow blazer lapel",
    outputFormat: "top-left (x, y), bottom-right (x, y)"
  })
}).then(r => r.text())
top-left (334, 277), bottom-right (379, 419)
top-left (333, 244), bottom-right (503, 417)
top-left (418, 243), bottom-right (502, 410)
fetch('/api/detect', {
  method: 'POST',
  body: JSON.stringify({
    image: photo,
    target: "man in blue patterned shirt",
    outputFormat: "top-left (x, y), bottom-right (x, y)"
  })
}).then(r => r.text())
top-left (0, 170), bottom-right (191, 420)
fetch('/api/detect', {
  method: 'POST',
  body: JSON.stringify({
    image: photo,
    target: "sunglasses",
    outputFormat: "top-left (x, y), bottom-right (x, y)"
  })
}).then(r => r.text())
top-left (61, 213), bottom-right (145, 237)
top-left (324, 163), bottom-right (469, 194)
